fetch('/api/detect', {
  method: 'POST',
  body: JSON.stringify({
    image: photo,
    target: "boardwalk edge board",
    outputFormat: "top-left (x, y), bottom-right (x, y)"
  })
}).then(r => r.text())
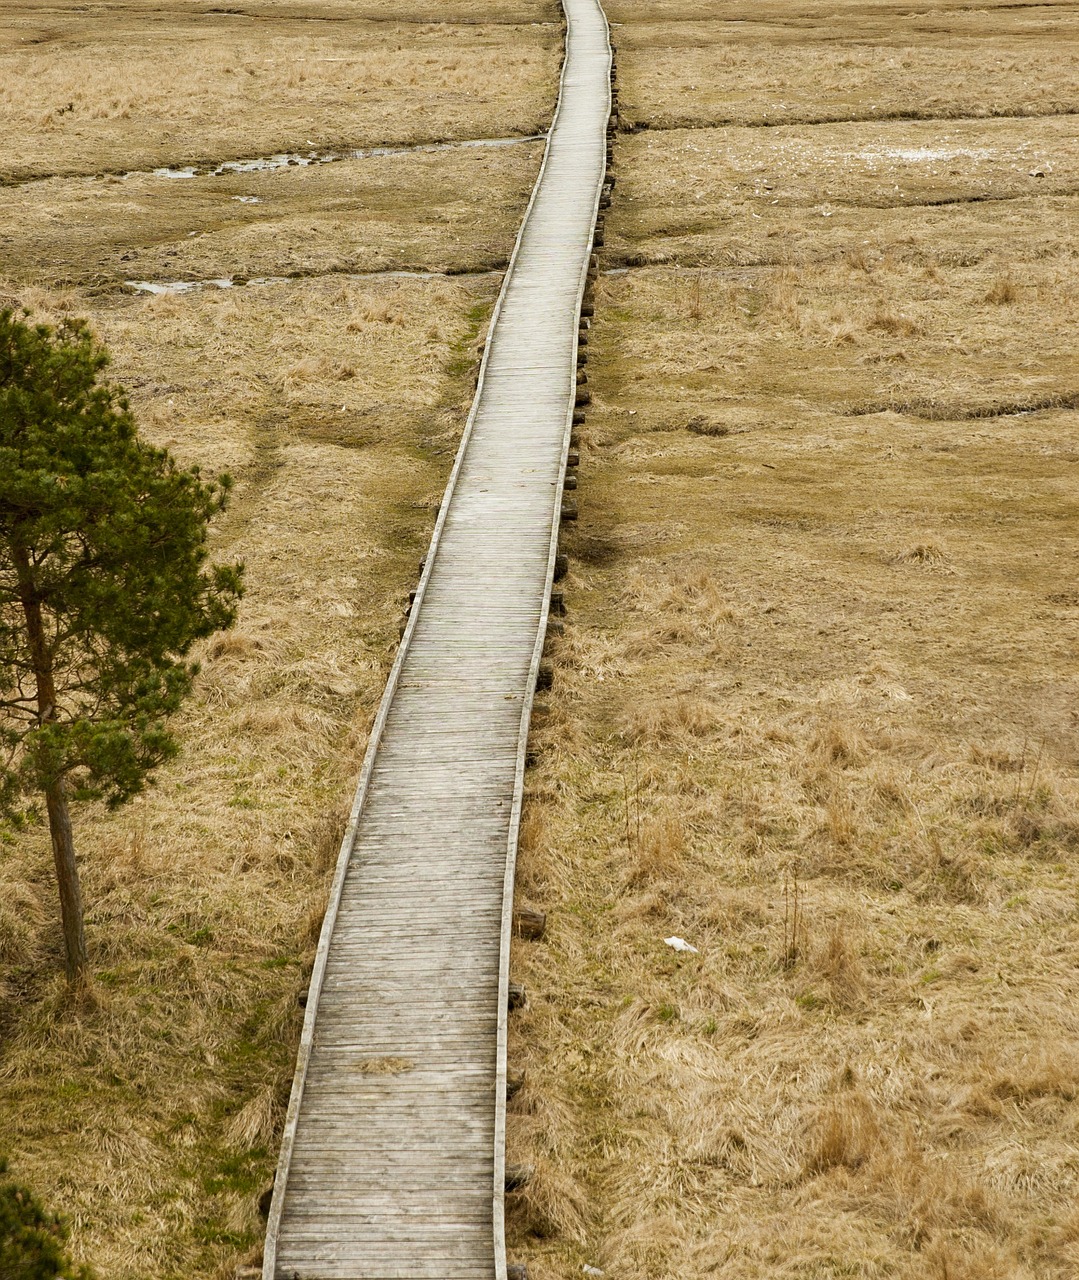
top-left (491, 6), bottom-right (611, 1278)
top-left (262, 0), bottom-right (611, 1275)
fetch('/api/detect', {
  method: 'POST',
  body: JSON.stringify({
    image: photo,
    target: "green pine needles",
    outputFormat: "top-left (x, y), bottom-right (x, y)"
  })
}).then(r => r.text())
top-left (0, 1159), bottom-right (95, 1280)
top-left (0, 309), bottom-right (243, 984)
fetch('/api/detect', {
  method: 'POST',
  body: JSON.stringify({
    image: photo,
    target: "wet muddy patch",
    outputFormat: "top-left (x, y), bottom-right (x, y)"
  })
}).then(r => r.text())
top-left (2, 133), bottom-right (545, 189)
top-left (124, 267), bottom-right (501, 296)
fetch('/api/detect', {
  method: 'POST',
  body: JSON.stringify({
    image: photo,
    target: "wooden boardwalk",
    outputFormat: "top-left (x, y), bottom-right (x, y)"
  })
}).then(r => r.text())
top-left (262, 3), bottom-right (611, 1277)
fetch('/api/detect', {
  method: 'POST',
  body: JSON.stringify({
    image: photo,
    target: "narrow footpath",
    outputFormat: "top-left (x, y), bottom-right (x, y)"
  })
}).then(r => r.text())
top-left (263, 1), bottom-right (612, 1276)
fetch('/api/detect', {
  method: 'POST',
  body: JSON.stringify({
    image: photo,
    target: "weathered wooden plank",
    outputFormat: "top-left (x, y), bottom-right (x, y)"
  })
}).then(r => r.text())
top-left (264, 2), bottom-right (611, 1277)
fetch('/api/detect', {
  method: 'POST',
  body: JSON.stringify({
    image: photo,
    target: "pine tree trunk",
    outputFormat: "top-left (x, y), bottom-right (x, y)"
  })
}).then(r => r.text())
top-left (44, 775), bottom-right (88, 984)
top-left (11, 540), bottom-right (89, 985)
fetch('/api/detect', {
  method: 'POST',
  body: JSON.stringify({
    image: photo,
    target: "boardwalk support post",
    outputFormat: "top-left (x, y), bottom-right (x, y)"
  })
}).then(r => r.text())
top-left (508, 982), bottom-right (528, 1010)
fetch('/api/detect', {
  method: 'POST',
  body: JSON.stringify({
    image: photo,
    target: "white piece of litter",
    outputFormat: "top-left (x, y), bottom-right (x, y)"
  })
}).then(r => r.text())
top-left (665, 936), bottom-right (698, 954)
top-left (583, 1267), bottom-right (605, 1277)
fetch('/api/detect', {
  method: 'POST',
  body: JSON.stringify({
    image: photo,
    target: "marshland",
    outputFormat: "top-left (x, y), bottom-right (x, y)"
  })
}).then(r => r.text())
top-left (2, 0), bottom-right (1078, 1277)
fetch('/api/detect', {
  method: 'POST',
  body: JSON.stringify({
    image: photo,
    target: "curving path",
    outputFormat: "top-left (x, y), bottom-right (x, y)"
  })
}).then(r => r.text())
top-left (263, 2), bottom-right (611, 1277)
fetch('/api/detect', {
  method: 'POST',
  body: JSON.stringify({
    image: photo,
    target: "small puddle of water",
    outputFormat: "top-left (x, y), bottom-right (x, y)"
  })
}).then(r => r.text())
top-left (125, 277), bottom-right (277, 295)
top-left (125, 268), bottom-right (496, 296)
top-left (140, 134), bottom-right (543, 181)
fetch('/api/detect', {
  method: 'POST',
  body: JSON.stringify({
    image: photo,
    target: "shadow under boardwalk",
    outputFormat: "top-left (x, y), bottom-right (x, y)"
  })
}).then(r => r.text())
top-left (263, 2), bottom-right (612, 1277)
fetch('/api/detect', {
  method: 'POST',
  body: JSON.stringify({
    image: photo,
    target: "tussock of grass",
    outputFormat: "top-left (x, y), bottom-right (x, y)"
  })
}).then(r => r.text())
top-left (986, 276), bottom-right (1020, 305)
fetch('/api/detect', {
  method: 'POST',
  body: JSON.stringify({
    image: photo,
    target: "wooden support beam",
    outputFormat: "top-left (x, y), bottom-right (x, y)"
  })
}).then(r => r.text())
top-left (514, 906), bottom-right (547, 939)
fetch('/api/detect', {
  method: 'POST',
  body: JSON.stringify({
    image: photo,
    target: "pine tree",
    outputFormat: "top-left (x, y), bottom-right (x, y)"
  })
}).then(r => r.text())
top-left (0, 1159), bottom-right (95, 1280)
top-left (0, 309), bottom-right (243, 984)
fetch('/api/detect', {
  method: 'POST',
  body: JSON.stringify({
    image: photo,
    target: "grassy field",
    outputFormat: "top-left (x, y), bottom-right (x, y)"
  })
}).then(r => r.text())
top-left (614, 3), bottom-right (1079, 130)
top-left (0, 0), bottom-right (558, 1275)
top-left (505, 2), bottom-right (1079, 1278)
top-left (1, 0), bottom-right (557, 180)
top-left (5, 0), bottom-right (1079, 1277)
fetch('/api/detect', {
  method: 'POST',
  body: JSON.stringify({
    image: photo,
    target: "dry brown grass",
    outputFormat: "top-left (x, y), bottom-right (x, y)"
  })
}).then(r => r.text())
top-left (588, 248), bottom-right (1079, 425)
top-left (0, 1), bottom-right (545, 1275)
top-left (608, 116), bottom-right (1079, 272)
top-left (0, 142), bottom-right (544, 288)
top-left (7, 0), bottom-right (1079, 1274)
top-left (0, 267), bottom-right (501, 1278)
top-left (0, 0), bottom-right (560, 180)
top-left (0, 0), bottom-right (553, 291)
top-left (506, 4), bottom-right (1079, 1278)
top-left (610, 8), bottom-right (1079, 131)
